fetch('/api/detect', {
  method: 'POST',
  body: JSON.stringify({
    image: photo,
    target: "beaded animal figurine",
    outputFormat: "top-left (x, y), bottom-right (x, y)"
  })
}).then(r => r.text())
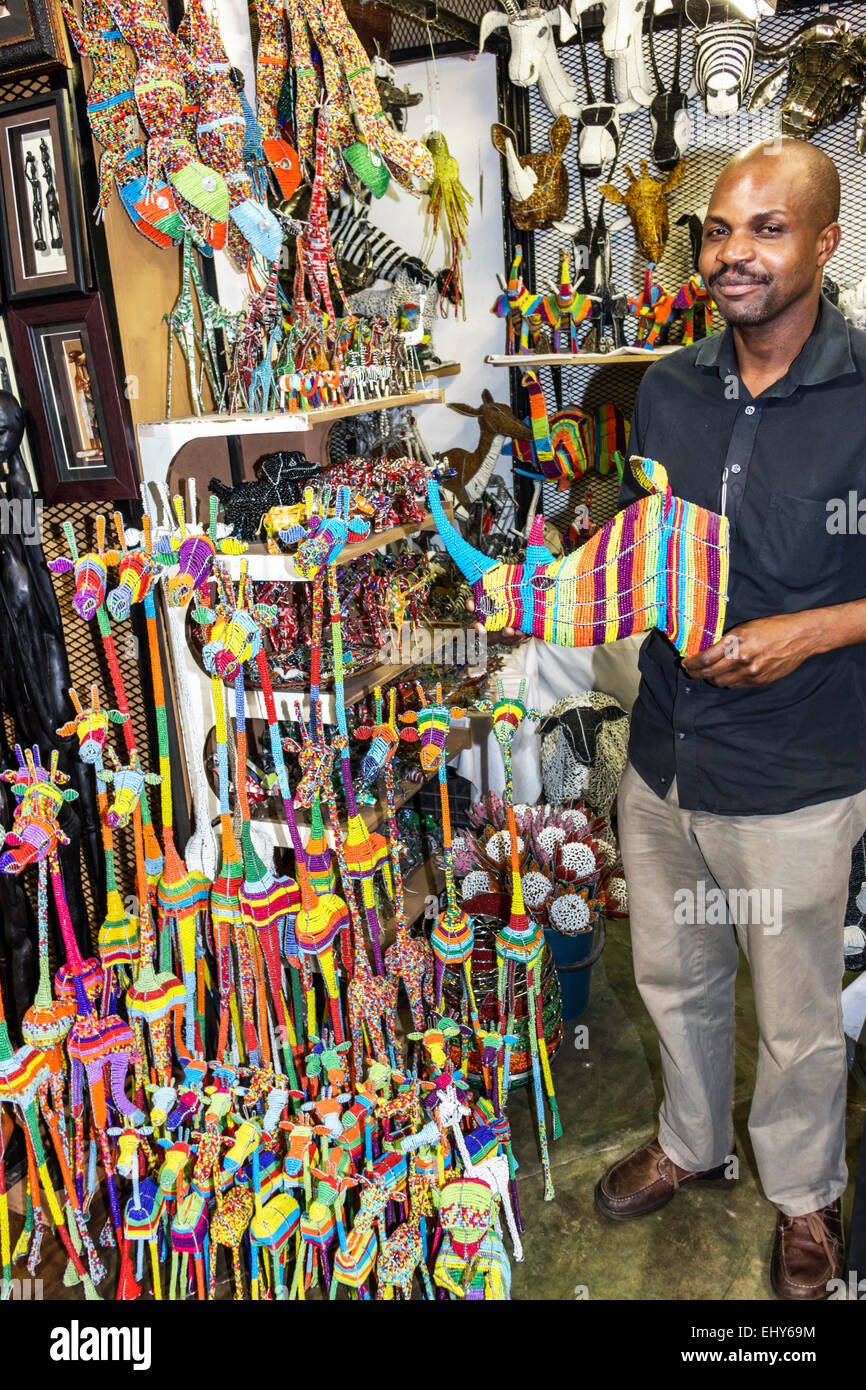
top-left (59, 0), bottom-right (182, 246)
top-left (427, 456), bottom-right (729, 659)
top-left (399, 685), bottom-right (483, 1050)
top-left (474, 681), bottom-right (561, 1201)
top-left (178, 0), bottom-right (282, 269)
top-left (56, 685), bottom-right (139, 973)
top-left (358, 687), bottom-right (435, 1033)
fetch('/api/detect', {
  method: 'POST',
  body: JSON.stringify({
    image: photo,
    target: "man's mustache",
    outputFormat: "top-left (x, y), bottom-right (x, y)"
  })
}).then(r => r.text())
top-left (708, 265), bottom-right (773, 287)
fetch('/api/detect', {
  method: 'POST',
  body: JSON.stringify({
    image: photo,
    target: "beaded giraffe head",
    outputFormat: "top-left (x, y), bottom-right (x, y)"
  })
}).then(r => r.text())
top-left (56, 684), bottom-right (129, 765)
top-left (48, 516), bottom-right (120, 621)
top-left (0, 746), bottom-right (77, 874)
top-left (399, 683), bottom-right (465, 774)
top-left (193, 562), bottom-right (277, 684)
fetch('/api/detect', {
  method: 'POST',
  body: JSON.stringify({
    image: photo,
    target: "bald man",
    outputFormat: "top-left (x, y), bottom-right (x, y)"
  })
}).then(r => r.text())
top-left (594, 139), bottom-right (866, 1300)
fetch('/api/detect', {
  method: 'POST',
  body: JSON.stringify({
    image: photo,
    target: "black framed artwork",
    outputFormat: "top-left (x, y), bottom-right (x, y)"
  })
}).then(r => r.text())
top-left (0, 0), bottom-right (69, 78)
top-left (0, 91), bottom-right (88, 301)
top-left (7, 294), bottom-right (139, 502)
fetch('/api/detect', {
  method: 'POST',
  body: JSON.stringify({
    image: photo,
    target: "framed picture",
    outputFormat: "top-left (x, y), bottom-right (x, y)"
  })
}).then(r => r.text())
top-left (0, 91), bottom-right (88, 301)
top-left (0, 0), bottom-right (69, 78)
top-left (8, 294), bottom-right (139, 502)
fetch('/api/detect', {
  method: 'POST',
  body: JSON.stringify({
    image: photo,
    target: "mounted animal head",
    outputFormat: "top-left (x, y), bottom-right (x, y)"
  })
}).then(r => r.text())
top-left (748, 15), bottom-right (866, 147)
top-left (57, 684), bottom-right (129, 765)
top-left (491, 115), bottom-right (571, 230)
top-left (48, 516), bottom-right (120, 621)
top-left (576, 98), bottom-right (622, 177)
top-left (96, 750), bottom-right (161, 830)
top-left (425, 456), bottom-right (729, 660)
top-left (571, 0), bottom-right (663, 107)
top-left (599, 158), bottom-right (685, 261)
top-left (646, 1), bottom-right (693, 170)
top-left (690, 2), bottom-right (757, 117)
top-left (192, 563), bottom-right (277, 684)
top-left (0, 745), bottom-right (77, 874)
top-left (398, 683), bottom-right (465, 774)
top-left (479, 1), bottom-right (580, 119)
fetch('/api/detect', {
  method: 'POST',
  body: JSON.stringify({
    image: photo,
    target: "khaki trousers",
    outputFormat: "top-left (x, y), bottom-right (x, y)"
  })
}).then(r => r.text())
top-left (617, 761), bottom-right (866, 1216)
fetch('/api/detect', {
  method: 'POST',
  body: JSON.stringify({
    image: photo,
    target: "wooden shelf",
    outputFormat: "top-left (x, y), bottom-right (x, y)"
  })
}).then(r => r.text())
top-left (138, 388), bottom-right (446, 445)
top-left (216, 508), bottom-right (452, 581)
top-left (412, 360), bottom-right (461, 382)
top-left (485, 348), bottom-right (680, 367)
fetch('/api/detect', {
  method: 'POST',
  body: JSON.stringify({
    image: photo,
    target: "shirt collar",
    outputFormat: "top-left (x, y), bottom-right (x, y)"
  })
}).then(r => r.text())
top-left (693, 295), bottom-right (857, 397)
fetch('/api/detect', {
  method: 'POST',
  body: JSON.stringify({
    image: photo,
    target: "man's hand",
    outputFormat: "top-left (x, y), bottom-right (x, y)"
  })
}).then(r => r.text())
top-left (465, 594), bottom-right (523, 646)
top-left (682, 612), bottom-right (823, 688)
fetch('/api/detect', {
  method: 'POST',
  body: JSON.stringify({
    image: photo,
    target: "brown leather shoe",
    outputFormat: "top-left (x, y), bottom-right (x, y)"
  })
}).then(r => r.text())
top-left (594, 1138), bottom-right (733, 1221)
top-left (770, 1199), bottom-right (845, 1301)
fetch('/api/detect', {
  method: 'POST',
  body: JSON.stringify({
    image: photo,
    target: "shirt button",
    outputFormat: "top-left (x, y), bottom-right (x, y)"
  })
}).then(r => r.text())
top-left (745, 405), bottom-right (755, 415)
top-left (730, 464), bottom-right (741, 474)
top-left (677, 731), bottom-right (685, 739)
top-left (684, 685), bottom-right (691, 693)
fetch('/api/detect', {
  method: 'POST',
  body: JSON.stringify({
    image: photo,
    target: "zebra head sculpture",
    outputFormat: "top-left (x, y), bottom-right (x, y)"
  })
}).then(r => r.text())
top-left (690, 1), bottom-right (758, 117)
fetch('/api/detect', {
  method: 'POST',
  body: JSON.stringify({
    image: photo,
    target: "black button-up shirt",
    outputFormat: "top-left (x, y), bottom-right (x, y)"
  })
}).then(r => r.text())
top-left (619, 296), bottom-right (866, 816)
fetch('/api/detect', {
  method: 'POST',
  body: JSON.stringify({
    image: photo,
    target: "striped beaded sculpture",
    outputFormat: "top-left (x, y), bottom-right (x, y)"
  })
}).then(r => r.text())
top-left (427, 455), bottom-right (728, 660)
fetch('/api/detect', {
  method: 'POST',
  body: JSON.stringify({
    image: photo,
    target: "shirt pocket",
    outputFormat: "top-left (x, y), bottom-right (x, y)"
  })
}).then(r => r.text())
top-left (765, 491), bottom-right (846, 593)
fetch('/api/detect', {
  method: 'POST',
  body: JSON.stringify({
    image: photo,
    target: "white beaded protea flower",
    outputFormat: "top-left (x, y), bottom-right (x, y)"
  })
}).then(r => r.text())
top-left (452, 835), bottom-right (469, 855)
top-left (558, 841), bottom-right (597, 880)
top-left (512, 804), bottom-right (532, 821)
top-left (538, 826), bottom-right (567, 857)
top-left (486, 829), bottom-right (524, 863)
top-left (551, 893), bottom-right (592, 935)
top-left (521, 871), bottom-right (553, 908)
top-left (606, 875), bottom-right (628, 912)
top-left (561, 808), bottom-right (589, 833)
top-left (461, 869), bottom-right (494, 901)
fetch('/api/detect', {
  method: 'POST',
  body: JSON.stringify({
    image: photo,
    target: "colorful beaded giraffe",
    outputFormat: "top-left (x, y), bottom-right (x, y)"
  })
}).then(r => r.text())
top-left (56, 684), bottom-right (139, 972)
top-left (0, 746), bottom-right (142, 1286)
top-left (357, 688), bottom-right (435, 1033)
top-left (475, 679), bottom-right (561, 1201)
top-left (48, 518), bottom-right (164, 881)
top-left (299, 106), bottom-right (346, 321)
top-left (399, 684), bottom-right (482, 1043)
top-left (193, 562), bottom-right (304, 1070)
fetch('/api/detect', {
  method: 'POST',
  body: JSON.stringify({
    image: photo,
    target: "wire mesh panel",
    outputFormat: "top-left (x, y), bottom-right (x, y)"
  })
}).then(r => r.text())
top-left (390, 0), bottom-right (490, 58)
top-left (512, 0), bottom-right (866, 531)
top-left (43, 504), bottom-right (157, 935)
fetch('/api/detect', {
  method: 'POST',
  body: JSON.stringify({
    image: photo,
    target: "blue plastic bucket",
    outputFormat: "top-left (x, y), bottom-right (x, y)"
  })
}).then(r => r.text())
top-left (544, 926), bottom-right (595, 1021)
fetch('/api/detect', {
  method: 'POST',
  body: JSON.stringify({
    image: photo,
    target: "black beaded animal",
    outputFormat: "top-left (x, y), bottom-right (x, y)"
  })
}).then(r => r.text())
top-left (209, 451), bottom-right (321, 542)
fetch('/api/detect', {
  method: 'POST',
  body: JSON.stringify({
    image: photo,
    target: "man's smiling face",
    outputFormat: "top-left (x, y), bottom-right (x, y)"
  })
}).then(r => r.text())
top-left (698, 144), bottom-right (840, 328)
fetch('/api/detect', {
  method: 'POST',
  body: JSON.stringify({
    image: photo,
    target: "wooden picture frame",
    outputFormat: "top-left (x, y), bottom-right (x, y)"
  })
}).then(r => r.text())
top-left (8, 294), bottom-right (140, 502)
top-left (0, 90), bottom-right (88, 301)
top-left (0, 0), bottom-right (69, 78)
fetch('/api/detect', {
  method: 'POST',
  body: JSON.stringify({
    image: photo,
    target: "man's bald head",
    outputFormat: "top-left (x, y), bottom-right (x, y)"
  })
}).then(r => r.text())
top-left (718, 138), bottom-right (840, 230)
top-left (698, 138), bottom-right (842, 330)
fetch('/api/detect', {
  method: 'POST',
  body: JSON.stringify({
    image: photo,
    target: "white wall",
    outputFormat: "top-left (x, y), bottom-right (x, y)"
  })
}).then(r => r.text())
top-left (355, 49), bottom-right (507, 455)
top-left (205, 2), bottom-right (509, 450)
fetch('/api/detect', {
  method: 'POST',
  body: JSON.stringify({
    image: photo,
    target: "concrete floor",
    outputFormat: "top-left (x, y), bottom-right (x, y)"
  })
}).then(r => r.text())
top-left (507, 919), bottom-right (866, 1301)
top-left (10, 918), bottom-right (866, 1301)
